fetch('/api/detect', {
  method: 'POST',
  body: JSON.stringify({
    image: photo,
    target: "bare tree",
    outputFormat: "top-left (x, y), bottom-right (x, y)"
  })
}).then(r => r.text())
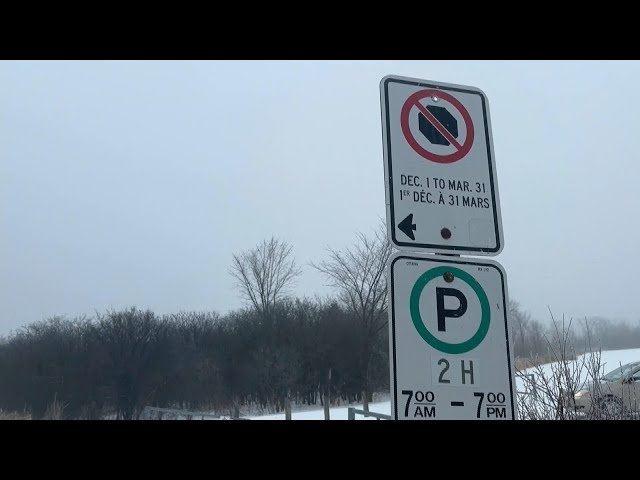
top-left (311, 225), bottom-right (393, 406)
top-left (230, 237), bottom-right (302, 318)
top-left (93, 308), bottom-right (171, 420)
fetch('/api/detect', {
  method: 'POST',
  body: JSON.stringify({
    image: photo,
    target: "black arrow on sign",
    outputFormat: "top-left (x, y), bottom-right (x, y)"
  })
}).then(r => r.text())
top-left (398, 214), bottom-right (416, 240)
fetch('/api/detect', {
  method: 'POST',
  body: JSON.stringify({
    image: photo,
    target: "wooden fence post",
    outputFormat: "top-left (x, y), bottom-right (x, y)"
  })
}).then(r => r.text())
top-left (285, 397), bottom-right (292, 420)
top-left (324, 390), bottom-right (330, 420)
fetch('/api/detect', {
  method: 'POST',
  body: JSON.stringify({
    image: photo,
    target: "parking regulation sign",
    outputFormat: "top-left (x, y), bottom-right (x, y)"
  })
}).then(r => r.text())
top-left (380, 75), bottom-right (504, 255)
top-left (388, 252), bottom-right (516, 420)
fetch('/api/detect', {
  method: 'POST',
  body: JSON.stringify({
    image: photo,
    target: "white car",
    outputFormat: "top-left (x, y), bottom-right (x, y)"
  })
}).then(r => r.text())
top-left (572, 361), bottom-right (640, 417)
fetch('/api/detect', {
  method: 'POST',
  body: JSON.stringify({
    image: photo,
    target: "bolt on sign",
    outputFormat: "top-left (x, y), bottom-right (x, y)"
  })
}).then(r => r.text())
top-left (380, 75), bottom-right (504, 255)
top-left (388, 252), bottom-right (517, 420)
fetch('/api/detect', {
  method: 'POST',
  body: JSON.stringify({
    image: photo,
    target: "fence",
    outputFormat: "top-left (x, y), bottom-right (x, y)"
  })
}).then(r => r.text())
top-left (347, 407), bottom-right (391, 420)
top-left (143, 405), bottom-right (391, 420)
top-left (516, 373), bottom-right (538, 398)
top-left (141, 406), bottom-right (249, 420)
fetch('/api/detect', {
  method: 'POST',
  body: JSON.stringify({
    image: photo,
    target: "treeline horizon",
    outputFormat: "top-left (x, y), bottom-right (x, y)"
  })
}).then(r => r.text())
top-left (1, 298), bottom-right (639, 419)
top-left (0, 300), bottom-right (390, 419)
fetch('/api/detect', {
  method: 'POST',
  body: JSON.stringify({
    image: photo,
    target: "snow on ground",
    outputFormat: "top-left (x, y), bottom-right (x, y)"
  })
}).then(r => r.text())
top-left (597, 348), bottom-right (640, 372)
top-left (248, 348), bottom-right (640, 420)
top-left (515, 347), bottom-right (640, 393)
top-left (249, 399), bottom-right (391, 420)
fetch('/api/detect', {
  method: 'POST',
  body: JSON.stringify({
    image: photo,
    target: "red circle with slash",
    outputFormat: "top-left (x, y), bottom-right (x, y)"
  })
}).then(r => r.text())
top-left (400, 89), bottom-right (474, 164)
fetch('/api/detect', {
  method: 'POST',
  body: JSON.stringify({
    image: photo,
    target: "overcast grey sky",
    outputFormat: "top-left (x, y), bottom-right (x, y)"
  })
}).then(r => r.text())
top-left (1, 60), bottom-right (639, 334)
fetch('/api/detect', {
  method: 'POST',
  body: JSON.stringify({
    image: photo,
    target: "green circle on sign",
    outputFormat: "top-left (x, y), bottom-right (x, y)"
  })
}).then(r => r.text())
top-left (409, 266), bottom-right (490, 354)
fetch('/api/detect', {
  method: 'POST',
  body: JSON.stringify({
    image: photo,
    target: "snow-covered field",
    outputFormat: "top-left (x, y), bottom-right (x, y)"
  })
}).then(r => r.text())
top-left (142, 348), bottom-right (639, 420)
top-left (248, 348), bottom-right (640, 420)
top-left (515, 347), bottom-right (640, 393)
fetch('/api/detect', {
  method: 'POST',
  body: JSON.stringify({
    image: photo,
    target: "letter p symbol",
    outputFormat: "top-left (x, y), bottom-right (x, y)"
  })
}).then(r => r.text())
top-left (436, 287), bottom-right (467, 332)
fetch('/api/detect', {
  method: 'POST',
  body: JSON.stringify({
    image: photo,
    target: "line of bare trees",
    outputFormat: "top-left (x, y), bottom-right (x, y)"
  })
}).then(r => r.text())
top-left (0, 229), bottom-right (392, 419)
top-left (0, 301), bottom-right (391, 419)
top-left (509, 301), bottom-right (640, 364)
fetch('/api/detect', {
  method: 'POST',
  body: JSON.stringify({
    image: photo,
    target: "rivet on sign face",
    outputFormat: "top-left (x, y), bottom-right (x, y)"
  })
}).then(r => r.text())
top-left (441, 228), bottom-right (451, 239)
top-left (443, 272), bottom-right (454, 283)
top-left (432, 95), bottom-right (439, 102)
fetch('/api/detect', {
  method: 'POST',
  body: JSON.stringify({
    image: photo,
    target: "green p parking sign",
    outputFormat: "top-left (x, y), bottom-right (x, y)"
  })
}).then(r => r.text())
top-left (410, 266), bottom-right (490, 355)
top-left (388, 252), bottom-right (516, 420)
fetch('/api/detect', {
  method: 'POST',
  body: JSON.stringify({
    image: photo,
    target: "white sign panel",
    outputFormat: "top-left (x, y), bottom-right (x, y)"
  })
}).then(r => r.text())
top-left (388, 252), bottom-right (516, 420)
top-left (380, 75), bottom-right (503, 255)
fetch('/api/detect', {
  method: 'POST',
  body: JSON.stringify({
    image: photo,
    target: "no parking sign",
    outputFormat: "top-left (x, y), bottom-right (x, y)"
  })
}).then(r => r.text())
top-left (380, 75), bottom-right (503, 255)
